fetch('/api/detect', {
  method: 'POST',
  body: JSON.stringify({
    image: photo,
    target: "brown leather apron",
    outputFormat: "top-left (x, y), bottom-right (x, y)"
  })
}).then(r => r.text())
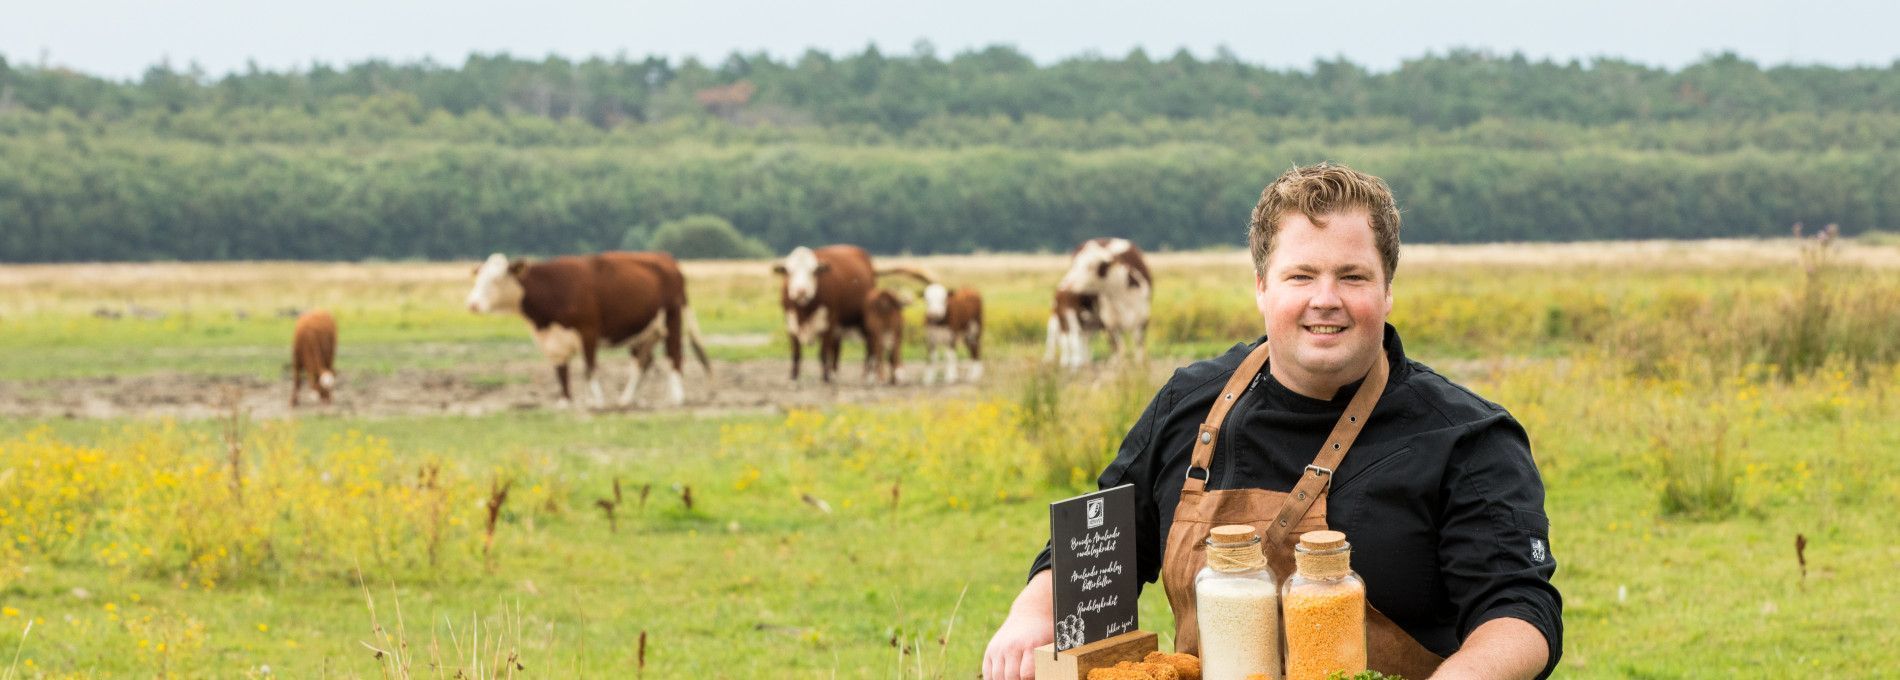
top-left (1159, 342), bottom-right (1443, 677)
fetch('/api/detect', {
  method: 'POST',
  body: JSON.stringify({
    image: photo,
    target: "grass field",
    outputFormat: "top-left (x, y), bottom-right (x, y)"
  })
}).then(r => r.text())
top-left (1, 239), bottom-right (1898, 677)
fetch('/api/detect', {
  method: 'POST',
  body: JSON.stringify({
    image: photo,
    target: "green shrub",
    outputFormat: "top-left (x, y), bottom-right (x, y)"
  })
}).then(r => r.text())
top-left (642, 215), bottom-right (773, 260)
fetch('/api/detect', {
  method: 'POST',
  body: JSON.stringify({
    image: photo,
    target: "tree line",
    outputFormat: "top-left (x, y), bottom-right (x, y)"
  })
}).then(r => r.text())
top-left (2, 47), bottom-right (1896, 262)
top-left (4, 134), bottom-right (1889, 262)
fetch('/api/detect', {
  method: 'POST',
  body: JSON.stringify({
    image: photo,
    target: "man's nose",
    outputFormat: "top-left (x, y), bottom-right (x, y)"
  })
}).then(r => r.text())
top-left (1309, 279), bottom-right (1344, 309)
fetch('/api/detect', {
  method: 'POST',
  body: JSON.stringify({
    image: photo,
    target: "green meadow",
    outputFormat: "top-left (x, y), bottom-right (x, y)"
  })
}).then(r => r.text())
top-left (1, 239), bottom-right (1897, 677)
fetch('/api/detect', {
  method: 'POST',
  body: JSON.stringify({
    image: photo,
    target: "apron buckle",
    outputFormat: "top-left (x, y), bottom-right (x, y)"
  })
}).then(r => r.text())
top-left (1305, 464), bottom-right (1333, 487)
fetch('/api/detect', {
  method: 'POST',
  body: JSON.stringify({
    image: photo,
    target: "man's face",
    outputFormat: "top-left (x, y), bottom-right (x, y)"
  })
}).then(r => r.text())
top-left (1255, 209), bottom-right (1392, 399)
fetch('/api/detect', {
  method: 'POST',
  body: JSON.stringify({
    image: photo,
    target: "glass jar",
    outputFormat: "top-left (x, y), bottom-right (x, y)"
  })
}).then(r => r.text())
top-left (1194, 524), bottom-right (1282, 680)
top-left (1282, 530), bottom-right (1366, 680)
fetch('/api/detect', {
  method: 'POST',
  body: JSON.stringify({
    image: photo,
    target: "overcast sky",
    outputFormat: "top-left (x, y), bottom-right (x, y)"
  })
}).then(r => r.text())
top-left (5, 0), bottom-right (1896, 81)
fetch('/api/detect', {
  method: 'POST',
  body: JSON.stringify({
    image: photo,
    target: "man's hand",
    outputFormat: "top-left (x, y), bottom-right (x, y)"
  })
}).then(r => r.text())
top-left (982, 570), bottom-right (1054, 680)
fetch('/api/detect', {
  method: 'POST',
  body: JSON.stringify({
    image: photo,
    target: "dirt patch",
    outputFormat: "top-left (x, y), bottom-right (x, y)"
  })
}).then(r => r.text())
top-left (0, 355), bottom-right (1006, 421)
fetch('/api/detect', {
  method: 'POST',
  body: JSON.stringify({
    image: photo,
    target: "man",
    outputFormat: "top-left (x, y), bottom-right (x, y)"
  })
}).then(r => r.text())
top-left (982, 163), bottom-right (1561, 679)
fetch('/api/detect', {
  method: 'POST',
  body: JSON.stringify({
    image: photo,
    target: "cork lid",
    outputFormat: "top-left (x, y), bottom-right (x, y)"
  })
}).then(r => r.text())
top-left (1298, 530), bottom-right (1348, 551)
top-left (1209, 525), bottom-right (1258, 544)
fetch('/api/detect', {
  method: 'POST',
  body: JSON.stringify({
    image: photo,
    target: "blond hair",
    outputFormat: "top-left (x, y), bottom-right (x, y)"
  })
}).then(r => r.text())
top-left (1248, 162), bottom-right (1401, 282)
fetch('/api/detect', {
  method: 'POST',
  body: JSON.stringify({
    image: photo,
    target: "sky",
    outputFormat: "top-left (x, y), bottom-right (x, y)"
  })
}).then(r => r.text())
top-left (4, 0), bottom-right (1897, 81)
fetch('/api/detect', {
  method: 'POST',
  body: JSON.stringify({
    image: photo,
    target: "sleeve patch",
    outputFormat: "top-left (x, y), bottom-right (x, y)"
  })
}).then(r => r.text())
top-left (1516, 509), bottom-right (1550, 564)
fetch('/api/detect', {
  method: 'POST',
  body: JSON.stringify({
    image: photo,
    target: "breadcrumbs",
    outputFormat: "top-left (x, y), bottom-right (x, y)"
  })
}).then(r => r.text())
top-left (1282, 583), bottom-right (1366, 680)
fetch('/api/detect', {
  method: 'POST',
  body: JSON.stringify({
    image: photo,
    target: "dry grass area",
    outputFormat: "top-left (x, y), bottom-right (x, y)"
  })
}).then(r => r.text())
top-left (8, 237), bottom-right (1898, 304)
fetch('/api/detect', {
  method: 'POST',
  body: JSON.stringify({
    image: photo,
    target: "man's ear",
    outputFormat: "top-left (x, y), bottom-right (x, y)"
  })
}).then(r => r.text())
top-left (771, 263), bottom-right (788, 276)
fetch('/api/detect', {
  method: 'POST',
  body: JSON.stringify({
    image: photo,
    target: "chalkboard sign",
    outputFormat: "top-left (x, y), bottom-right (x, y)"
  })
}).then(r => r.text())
top-left (1049, 484), bottom-right (1139, 651)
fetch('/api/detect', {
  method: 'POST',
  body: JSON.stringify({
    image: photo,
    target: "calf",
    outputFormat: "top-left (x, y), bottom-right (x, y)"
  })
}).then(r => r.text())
top-left (1048, 237), bottom-right (1152, 368)
top-left (774, 245), bottom-right (877, 383)
top-left (466, 251), bottom-right (710, 407)
top-left (1044, 289), bottom-right (1102, 369)
top-left (922, 283), bottom-right (984, 384)
top-left (862, 288), bottom-right (910, 385)
top-left (290, 309), bottom-right (337, 406)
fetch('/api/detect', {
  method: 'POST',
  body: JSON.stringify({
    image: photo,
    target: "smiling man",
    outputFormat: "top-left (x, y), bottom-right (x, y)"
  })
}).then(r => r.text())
top-left (983, 163), bottom-right (1562, 680)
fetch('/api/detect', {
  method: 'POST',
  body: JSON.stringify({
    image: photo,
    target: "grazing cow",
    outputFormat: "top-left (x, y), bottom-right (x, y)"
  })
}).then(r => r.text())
top-left (922, 283), bottom-right (984, 384)
top-left (862, 288), bottom-right (910, 385)
top-left (290, 309), bottom-right (338, 406)
top-left (773, 245), bottom-right (877, 383)
top-left (466, 251), bottom-right (710, 407)
top-left (1047, 237), bottom-right (1152, 368)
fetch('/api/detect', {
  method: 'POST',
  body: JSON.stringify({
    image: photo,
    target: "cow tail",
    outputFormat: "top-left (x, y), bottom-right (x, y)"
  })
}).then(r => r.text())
top-left (683, 305), bottom-right (712, 377)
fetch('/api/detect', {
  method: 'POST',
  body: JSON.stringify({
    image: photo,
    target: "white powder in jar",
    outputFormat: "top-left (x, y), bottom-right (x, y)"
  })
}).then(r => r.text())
top-left (1197, 576), bottom-right (1283, 680)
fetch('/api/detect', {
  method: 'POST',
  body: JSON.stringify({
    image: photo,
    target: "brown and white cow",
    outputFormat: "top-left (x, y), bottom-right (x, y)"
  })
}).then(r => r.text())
top-left (773, 245), bottom-right (877, 383)
top-left (1047, 237), bottom-right (1152, 368)
top-left (922, 283), bottom-right (984, 384)
top-left (290, 308), bottom-right (338, 406)
top-left (862, 287), bottom-right (909, 385)
top-left (466, 251), bottom-right (710, 407)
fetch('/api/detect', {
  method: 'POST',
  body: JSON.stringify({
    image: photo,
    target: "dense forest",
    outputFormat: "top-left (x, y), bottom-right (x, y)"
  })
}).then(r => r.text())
top-left (2, 46), bottom-right (1896, 261)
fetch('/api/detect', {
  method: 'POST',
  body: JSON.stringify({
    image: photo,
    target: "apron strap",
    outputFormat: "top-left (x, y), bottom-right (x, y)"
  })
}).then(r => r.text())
top-left (1264, 351), bottom-right (1389, 547)
top-left (1181, 342), bottom-right (1274, 493)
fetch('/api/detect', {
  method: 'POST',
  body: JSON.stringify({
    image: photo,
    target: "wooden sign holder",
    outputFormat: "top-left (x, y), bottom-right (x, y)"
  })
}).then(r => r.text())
top-left (1032, 630), bottom-right (1158, 680)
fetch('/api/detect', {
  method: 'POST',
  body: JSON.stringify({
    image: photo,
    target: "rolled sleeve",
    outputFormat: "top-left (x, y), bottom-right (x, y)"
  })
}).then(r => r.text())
top-left (1437, 415), bottom-right (1563, 678)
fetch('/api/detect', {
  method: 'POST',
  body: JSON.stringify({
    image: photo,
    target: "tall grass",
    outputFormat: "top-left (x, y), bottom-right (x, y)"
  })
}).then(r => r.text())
top-left (0, 422), bottom-right (517, 592)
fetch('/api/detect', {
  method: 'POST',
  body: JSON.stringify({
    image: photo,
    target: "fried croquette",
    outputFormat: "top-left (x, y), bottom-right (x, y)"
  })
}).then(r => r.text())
top-left (1120, 660), bottom-right (1180, 680)
top-left (1143, 651), bottom-right (1202, 680)
top-left (1086, 668), bottom-right (1157, 680)
top-left (1084, 659), bottom-right (1185, 680)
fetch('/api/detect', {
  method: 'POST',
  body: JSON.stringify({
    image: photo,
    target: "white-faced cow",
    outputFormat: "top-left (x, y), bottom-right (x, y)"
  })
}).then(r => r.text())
top-left (1047, 237), bottom-right (1152, 368)
top-left (862, 287), bottom-right (909, 385)
top-left (922, 283), bottom-right (984, 384)
top-left (290, 308), bottom-right (338, 406)
top-left (773, 245), bottom-right (877, 383)
top-left (466, 251), bottom-right (710, 407)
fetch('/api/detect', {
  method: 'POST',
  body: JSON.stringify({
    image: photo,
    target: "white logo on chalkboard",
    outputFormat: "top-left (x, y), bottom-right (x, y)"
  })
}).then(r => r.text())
top-left (1530, 538), bottom-right (1547, 563)
top-left (1086, 498), bottom-right (1105, 529)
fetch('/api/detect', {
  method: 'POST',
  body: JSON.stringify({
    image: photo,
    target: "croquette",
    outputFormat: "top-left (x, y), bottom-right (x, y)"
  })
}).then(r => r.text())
top-left (1143, 651), bottom-right (1202, 680)
top-left (1086, 669), bottom-right (1156, 680)
top-left (1084, 659), bottom-right (1184, 680)
top-left (1119, 660), bottom-right (1180, 680)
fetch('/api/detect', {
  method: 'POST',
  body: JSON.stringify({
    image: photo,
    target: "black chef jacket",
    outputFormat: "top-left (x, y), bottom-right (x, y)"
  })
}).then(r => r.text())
top-left (1029, 326), bottom-right (1562, 678)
